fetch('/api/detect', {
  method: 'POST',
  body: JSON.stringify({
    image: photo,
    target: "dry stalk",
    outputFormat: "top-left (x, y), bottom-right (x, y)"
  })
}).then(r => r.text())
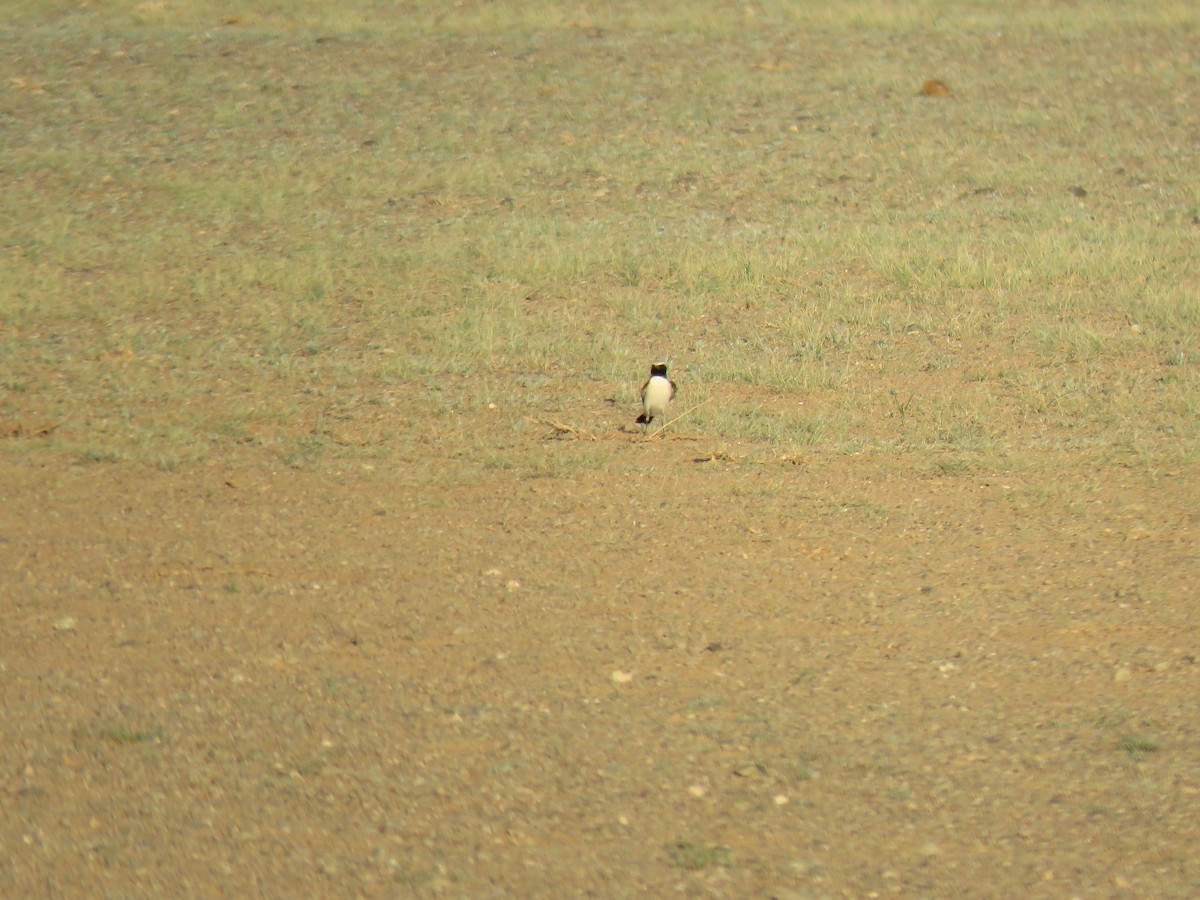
top-left (532, 417), bottom-right (599, 441)
top-left (644, 399), bottom-right (710, 440)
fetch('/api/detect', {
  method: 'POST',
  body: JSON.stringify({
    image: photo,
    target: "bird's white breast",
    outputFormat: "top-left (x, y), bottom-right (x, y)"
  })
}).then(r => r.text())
top-left (643, 375), bottom-right (673, 417)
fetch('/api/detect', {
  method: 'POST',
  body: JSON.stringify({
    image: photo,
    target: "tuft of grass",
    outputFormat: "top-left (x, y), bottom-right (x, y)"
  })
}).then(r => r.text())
top-left (666, 841), bottom-right (732, 871)
top-left (100, 727), bottom-right (162, 745)
top-left (1117, 735), bottom-right (1162, 759)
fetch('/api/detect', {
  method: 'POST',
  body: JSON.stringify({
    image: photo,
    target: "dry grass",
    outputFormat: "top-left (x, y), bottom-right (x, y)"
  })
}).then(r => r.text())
top-left (1, 5), bottom-right (1197, 470)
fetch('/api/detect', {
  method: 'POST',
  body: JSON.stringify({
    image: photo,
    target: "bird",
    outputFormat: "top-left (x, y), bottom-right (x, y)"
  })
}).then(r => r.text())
top-left (636, 362), bottom-right (677, 430)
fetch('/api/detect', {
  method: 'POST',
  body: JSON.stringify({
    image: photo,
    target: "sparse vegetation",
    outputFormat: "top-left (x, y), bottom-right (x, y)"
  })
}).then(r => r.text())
top-left (1118, 735), bottom-right (1162, 758)
top-left (2, 0), bottom-right (1198, 475)
top-left (1, 2), bottom-right (1197, 898)
top-left (99, 727), bottom-right (162, 746)
top-left (667, 841), bottom-right (732, 871)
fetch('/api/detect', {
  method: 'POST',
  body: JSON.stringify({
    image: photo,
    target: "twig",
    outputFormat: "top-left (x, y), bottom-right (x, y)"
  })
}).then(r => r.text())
top-left (531, 417), bottom-right (599, 441)
top-left (645, 399), bottom-right (710, 440)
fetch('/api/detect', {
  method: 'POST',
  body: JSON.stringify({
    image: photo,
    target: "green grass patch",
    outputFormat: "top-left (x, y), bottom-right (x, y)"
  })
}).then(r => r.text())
top-left (2, 1), bottom-right (1198, 470)
top-left (666, 841), bottom-right (732, 871)
top-left (1117, 735), bottom-right (1162, 758)
top-left (99, 727), bottom-right (163, 745)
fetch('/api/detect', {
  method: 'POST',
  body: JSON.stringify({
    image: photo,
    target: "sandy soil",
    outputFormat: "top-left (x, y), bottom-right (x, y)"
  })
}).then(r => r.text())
top-left (2, 440), bottom-right (1197, 897)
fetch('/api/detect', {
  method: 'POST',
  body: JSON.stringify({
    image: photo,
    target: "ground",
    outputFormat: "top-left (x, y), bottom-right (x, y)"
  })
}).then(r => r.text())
top-left (3, 442), bottom-right (1197, 896)
top-left (2, 3), bottom-right (1199, 897)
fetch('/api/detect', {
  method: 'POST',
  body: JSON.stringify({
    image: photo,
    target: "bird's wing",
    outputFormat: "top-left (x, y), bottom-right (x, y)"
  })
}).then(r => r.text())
top-left (640, 378), bottom-right (650, 403)
top-left (669, 379), bottom-right (678, 400)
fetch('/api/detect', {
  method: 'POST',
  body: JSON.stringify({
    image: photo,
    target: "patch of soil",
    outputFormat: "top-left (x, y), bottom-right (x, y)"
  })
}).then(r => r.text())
top-left (2, 450), bottom-right (1197, 896)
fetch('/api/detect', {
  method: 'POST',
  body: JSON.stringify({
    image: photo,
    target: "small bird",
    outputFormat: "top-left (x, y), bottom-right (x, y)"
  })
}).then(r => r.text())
top-left (637, 362), bottom-right (677, 430)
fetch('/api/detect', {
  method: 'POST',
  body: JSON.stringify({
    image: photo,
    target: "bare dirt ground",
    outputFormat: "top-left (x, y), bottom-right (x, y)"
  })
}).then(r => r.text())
top-left (2, 437), bottom-right (1197, 897)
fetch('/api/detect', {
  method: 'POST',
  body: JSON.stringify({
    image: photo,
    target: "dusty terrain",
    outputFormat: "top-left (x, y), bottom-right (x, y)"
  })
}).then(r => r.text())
top-left (3, 439), bottom-right (1197, 896)
top-left (2, 4), bottom-right (1199, 897)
